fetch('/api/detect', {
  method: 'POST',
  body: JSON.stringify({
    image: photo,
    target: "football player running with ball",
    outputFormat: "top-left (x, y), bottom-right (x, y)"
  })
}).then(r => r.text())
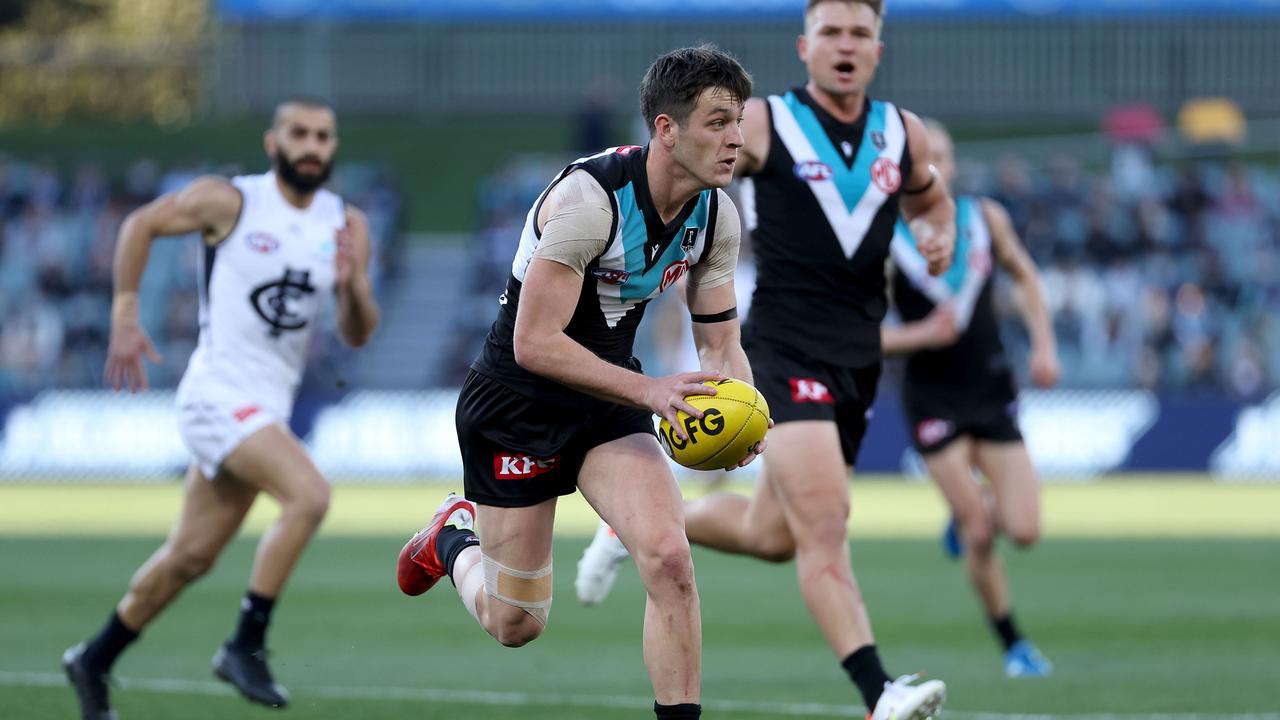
top-left (578, 3), bottom-right (954, 718)
top-left (396, 46), bottom-right (761, 720)
top-left (64, 96), bottom-right (380, 719)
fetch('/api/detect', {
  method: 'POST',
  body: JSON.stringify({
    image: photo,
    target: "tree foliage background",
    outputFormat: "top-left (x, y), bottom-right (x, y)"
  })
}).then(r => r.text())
top-left (0, 0), bottom-right (206, 124)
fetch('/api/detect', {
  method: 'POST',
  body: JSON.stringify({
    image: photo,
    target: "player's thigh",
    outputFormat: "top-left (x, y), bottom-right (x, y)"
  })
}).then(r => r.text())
top-left (762, 421), bottom-right (852, 542)
top-left (474, 500), bottom-right (557, 628)
top-left (578, 432), bottom-right (686, 558)
top-left (973, 440), bottom-right (1040, 545)
top-left (220, 423), bottom-right (330, 518)
top-left (922, 436), bottom-right (986, 526)
top-left (474, 500), bottom-right (557, 570)
top-left (166, 463), bottom-right (259, 571)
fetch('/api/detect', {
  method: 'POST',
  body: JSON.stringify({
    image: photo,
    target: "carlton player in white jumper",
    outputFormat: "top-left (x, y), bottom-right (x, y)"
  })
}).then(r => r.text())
top-left (63, 96), bottom-right (379, 720)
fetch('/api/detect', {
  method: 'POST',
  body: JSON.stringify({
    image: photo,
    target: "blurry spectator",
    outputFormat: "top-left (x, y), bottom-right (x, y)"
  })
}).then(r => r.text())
top-left (0, 156), bottom-right (400, 394)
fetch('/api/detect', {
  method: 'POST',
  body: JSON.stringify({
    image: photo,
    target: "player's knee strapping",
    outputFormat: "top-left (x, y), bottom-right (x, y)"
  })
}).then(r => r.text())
top-left (482, 555), bottom-right (552, 625)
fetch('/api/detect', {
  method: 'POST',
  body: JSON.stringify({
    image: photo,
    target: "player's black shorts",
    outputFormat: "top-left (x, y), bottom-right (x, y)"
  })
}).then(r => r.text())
top-left (902, 385), bottom-right (1022, 455)
top-left (744, 338), bottom-right (881, 466)
top-left (456, 370), bottom-right (656, 508)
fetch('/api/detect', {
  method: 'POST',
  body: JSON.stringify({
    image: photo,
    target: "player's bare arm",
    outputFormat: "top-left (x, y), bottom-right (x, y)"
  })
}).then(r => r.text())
top-left (880, 303), bottom-right (960, 355)
top-left (334, 205), bottom-right (381, 347)
top-left (898, 110), bottom-right (956, 277)
top-left (105, 175), bottom-right (243, 392)
top-left (687, 192), bottom-right (750, 382)
top-left (733, 97), bottom-right (772, 177)
top-left (512, 172), bottom-right (721, 439)
top-left (984, 197), bottom-right (1060, 388)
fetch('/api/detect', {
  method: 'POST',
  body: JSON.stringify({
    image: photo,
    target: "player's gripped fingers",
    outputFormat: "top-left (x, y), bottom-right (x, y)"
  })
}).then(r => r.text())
top-left (680, 370), bottom-right (723, 386)
top-left (673, 398), bottom-right (703, 420)
top-left (663, 409), bottom-right (689, 441)
top-left (678, 382), bottom-right (715, 400)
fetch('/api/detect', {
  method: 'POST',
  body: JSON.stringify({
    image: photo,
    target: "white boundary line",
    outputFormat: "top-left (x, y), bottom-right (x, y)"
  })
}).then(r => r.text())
top-left (5, 670), bottom-right (1277, 720)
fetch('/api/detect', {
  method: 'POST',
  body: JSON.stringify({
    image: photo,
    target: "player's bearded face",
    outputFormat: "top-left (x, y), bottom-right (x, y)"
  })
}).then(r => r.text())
top-left (801, 2), bottom-right (883, 96)
top-left (671, 88), bottom-right (745, 189)
top-left (274, 147), bottom-right (333, 193)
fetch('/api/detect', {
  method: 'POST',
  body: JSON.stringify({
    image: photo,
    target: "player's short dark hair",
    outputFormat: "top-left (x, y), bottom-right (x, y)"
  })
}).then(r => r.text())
top-left (639, 45), bottom-right (753, 137)
top-left (805, 0), bottom-right (884, 19)
top-left (271, 94), bottom-right (336, 127)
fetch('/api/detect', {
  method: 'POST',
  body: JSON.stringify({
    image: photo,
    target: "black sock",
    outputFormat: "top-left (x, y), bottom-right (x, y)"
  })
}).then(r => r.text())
top-left (842, 644), bottom-right (892, 711)
top-left (992, 612), bottom-right (1023, 652)
top-left (436, 525), bottom-right (480, 584)
top-left (229, 591), bottom-right (276, 651)
top-left (81, 611), bottom-right (140, 673)
top-left (654, 702), bottom-right (702, 718)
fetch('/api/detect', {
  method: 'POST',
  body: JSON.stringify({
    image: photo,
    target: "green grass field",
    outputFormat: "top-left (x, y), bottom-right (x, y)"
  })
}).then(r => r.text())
top-left (2, 480), bottom-right (1278, 720)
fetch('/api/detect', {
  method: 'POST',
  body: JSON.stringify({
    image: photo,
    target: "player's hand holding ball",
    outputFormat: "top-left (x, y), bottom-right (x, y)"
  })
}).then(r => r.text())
top-left (656, 377), bottom-right (771, 471)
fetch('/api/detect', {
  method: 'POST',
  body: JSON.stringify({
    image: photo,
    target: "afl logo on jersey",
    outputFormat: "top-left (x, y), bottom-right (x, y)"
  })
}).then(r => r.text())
top-left (245, 231), bottom-right (280, 254)
top-left (793, 161), bottom-right (833, 182)
top-left (591, 267), bottom-right (630, 285)
top-left (659, 259), bottom-right (689, 293)
top-left (871, 158), bottom-right (902, 193)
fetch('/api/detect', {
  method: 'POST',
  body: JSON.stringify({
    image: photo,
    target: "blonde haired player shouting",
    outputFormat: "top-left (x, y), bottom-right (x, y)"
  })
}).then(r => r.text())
top-left (883, 119), bottom-right (1058, 678)
top-left (579, 3), bottom-right (954, 718)
top-left (396, 46), bottom-right (759, 720)
top-left (64, 96), bottom-right (379, 720)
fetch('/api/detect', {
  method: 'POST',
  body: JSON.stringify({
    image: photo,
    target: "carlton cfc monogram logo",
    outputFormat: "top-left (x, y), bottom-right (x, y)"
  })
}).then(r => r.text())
top-left (249, 267), bottom-right (316, 337)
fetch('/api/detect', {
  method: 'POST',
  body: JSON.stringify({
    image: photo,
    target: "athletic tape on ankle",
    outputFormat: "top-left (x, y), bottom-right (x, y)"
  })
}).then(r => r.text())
top-left (482, 554), bottom-right (552, 624)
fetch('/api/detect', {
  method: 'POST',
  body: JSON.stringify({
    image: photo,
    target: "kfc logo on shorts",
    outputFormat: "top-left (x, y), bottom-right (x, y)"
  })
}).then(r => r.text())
top-left (493, 453), bottom-right (560, 480)
top-left (591, 267), bottom-right (630, 285)
top-left (245, 232), bottom-right (280, 254)
top-left (871, 158), bottom-right (902, 193)
top-left (917, 418), bottom-right (955, 447)
top-left (789, 378), bottom-right (834, 404)
top-left (233, 405), bottom-right (261, 423)
top-left (793, 161), bottom-right (833, 182)
top-left (659, 259), bottom-right (689, 293)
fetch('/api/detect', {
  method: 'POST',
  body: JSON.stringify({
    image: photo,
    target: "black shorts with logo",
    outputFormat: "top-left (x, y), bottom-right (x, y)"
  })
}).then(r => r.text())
top-left (456, 370), bottom-right (657, 508)
top-left (902, 380), bottom-right (1022, 455)
top-left (745, 338), bottom-right (882, 466)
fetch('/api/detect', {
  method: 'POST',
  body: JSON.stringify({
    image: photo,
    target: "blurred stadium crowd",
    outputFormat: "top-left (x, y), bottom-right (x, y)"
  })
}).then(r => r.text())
top-left (0, 156), bottom-right (402, 395)
top-left (460, 147), bottom-right (1280, 400)
top-left (3, 144), bottom-right (1278, 400)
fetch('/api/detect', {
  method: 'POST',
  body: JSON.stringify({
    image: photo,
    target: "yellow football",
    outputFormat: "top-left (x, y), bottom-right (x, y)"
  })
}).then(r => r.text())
top-left (657, 378), bottom-right (771, 471)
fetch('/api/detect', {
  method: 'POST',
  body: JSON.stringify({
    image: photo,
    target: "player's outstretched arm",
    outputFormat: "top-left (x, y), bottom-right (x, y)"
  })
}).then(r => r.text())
top-left (105, 175), bottom-right (242, 392)
top-left (898, 110), bottom-right (956, 276)
top-left (984, 197), bottom-right (1060, 388)
top-left (334, 205), bottom-right (380, 347)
